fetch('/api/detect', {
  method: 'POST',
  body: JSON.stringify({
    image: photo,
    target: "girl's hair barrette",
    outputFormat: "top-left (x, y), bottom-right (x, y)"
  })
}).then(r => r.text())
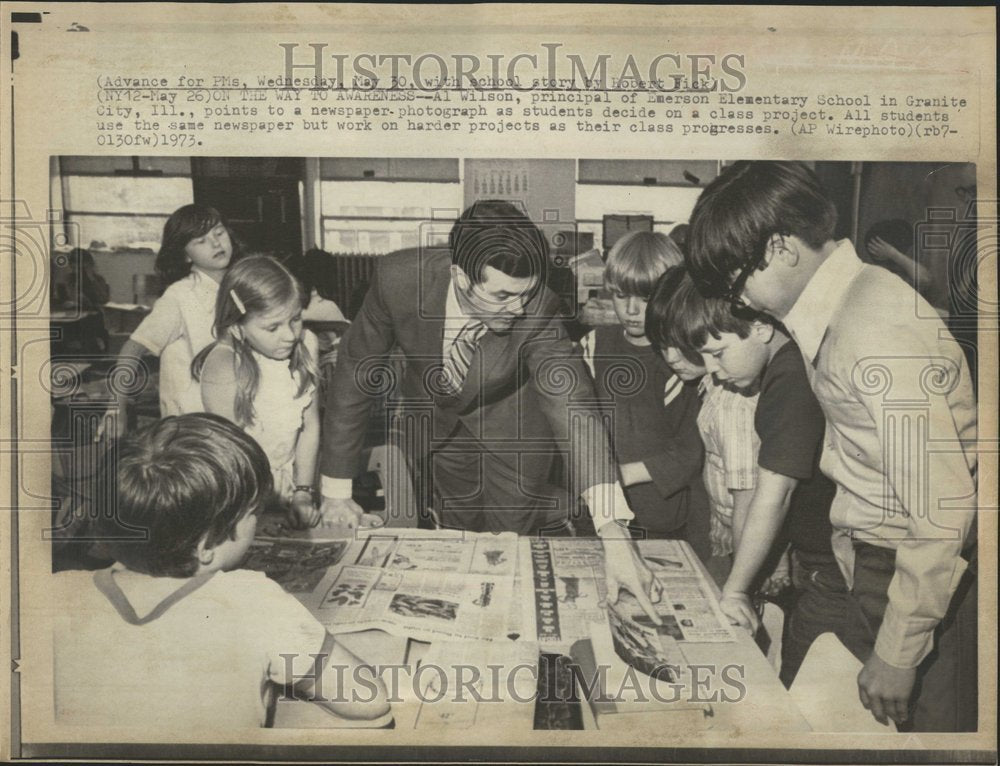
top-left (230, 289), bottom-right (247, 315)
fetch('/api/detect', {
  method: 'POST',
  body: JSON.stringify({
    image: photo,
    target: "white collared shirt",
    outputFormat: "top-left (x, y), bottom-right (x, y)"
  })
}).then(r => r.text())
top-left (783, 239), bottom-right (977, 668)
top-left (441, 274), bottom-right (478, 359)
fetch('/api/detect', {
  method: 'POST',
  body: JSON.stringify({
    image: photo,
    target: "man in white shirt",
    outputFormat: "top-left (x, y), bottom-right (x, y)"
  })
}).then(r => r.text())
top-left (685, 161), bottom-right (978, 732)
top-left (319, 200), bottom-right (662, 620)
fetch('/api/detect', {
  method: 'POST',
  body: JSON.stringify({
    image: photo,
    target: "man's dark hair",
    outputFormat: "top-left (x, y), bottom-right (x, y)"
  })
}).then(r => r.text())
top-left (448, 199), bottom-right (548, 284)
top-left (646, 266), bottom-right (758, 357)
top-left (94, 413), bottom-right (272, 578)
top-left (686, 161), bottom-right (838, 296)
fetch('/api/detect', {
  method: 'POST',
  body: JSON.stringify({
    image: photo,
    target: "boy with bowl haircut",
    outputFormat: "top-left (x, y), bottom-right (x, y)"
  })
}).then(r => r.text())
top-left (51, 413), bottom-right (390, 731)
top-left (581, 232), bottom-right (710, 560)
top-left (644, 268), bottom-right (760, 585)
top-left (658, 270), bottom-right (869, 686)
top-left (685, 160), bottom-right (977, 731)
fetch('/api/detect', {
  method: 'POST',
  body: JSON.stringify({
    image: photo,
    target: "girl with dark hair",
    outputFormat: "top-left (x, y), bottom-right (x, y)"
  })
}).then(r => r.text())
top-left (154, 204), bottom-right (243, 285)
top-left (97, 205), bottom-right (242, 439)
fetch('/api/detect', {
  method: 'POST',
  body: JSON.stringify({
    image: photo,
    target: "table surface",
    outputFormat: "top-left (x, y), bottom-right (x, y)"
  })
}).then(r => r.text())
top-left (271, 533), bottom-right (810, 736)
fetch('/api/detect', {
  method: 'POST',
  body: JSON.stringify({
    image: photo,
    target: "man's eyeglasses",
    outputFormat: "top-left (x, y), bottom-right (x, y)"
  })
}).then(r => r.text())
top-left (722, 247), bottom-right (768, 309)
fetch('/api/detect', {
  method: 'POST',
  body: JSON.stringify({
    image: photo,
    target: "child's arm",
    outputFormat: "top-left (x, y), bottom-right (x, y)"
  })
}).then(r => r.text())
top-left (293, 634), bottom-right (391, 721)
top-left (95, 337), bottom-right (154, 440)
top-left (620, 385), bottom-right (704, 494)
top-left (729, 487), bottom-right (755, 553)
top-left (720, 471), bottom-right (797, 632)
top-left (96, 289), bottom-right (183, 440)
top-left (290, 336), bottom-right (322, 528)
top-left (199, 345), bottom-right (239, 422)
top-left (260, 580), bottom-right (391, 722)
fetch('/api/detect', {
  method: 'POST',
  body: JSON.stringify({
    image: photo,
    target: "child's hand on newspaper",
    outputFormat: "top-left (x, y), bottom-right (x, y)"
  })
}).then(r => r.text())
top-left (288, 491), bottom-right (321, 530)
top-left (719, 590), bottom-right (759, 634)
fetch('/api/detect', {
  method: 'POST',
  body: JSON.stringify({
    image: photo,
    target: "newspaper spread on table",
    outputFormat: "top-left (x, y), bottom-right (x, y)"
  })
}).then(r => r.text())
top-left (520, 537), bottom-right (735, 645)
top-left (301, 530), bottom-right (519, 642)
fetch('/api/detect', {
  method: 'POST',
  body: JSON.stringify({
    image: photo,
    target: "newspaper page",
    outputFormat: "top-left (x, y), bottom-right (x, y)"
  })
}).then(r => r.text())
top-left (632, 538), bottom-right (735, 643)
top-left (519, 537), bottom-right (609, 647)
top-left (1, 2), bottom-right (995, 762)
top-left (242, 536), bottom-right (353, 595)
top-left (521, 537), bottom-right (733, 646)
top-left (305, 530), bottom-right (517, 642)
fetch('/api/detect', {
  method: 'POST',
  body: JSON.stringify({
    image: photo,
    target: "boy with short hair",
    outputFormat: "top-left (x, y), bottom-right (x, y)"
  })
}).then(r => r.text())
top-left (657, 269), bottom-right (869, 686)
top-left (580, 233), bottom-right (710, 560)
top-left (686, 160), bottom-right (977, 731)
top-left (645, 268), bottom-right (760, 585)
top-left (51, 413), bottom-right (390, 730)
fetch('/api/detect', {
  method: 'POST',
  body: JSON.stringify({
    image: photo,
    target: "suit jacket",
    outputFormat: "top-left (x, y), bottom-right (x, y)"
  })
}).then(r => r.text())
top-left (321, 248), bottom-right (617, 502)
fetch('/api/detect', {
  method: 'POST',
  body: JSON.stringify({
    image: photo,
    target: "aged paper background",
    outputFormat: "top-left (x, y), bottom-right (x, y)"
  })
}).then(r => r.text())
top-left (1, 3), bottom-right (996, 761)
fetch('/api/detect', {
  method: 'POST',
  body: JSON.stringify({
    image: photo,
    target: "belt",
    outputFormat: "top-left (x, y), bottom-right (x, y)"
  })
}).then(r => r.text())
top-left (853, 539), bottom-right (977, 564)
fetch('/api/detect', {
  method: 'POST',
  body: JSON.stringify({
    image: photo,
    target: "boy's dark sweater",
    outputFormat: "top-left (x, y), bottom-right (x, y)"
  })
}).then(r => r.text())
top-left (592, 327), bottom-right (709, 554)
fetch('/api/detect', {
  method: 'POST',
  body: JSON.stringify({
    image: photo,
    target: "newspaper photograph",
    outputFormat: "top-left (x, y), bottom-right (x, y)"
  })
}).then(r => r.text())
top-left (519, 537), bottom-right (610, 646)
top-left (521, 537), bottom-right (734, 646)
top-left (633, 539), bottom-right (736, 643)
top-left (242, 536), bottom-right (352, 594)
top-left (1, 3), bottom-right (995, 763)
top-left (307, 531), bottom-right (517, 642)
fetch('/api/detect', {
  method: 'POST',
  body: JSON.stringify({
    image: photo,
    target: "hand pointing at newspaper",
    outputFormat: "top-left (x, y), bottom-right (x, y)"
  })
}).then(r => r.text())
top-left (599, 520), bottom-right (663, 625)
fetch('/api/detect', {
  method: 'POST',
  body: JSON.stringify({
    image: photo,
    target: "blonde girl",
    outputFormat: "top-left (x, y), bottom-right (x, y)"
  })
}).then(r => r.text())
top-left (193, 255), bottom-right (320, 529)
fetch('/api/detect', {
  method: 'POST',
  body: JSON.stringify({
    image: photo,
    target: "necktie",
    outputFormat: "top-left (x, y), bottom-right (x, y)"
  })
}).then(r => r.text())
top-left (442, 320), bottom-right (487, 394)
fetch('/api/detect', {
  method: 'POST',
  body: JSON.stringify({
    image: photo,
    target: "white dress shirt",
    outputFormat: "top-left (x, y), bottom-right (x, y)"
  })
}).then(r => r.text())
top-left (782, 240), bottom-right (977, 668)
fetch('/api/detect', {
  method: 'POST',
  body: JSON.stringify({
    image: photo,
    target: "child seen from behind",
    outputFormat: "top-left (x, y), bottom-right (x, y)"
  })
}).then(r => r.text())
top-left (51, 413), bottom-right (390, 730)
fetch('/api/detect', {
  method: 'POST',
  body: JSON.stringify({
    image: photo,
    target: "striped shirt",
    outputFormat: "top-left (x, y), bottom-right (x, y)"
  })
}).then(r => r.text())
top-left (696, 374), bottom-right (760, 555)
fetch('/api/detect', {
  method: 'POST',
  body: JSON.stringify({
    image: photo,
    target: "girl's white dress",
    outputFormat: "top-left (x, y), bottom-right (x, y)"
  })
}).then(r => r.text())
top-left (244, 331), bottom-right (317, 502)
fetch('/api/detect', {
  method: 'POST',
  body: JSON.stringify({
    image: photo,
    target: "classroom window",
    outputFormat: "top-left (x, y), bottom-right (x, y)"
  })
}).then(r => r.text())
top-left (58, 157), bottom-right (194, 251)
top-left (319, 159), bottom-right (462, 255)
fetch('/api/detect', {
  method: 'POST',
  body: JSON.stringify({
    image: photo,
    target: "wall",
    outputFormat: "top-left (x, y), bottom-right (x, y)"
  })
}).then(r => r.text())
top-left (856, 161), bottom-right (974, 310)
top-left (92, 249), bottom-right (159, 306)
top-left (464, 159), bottom-right (577, 232)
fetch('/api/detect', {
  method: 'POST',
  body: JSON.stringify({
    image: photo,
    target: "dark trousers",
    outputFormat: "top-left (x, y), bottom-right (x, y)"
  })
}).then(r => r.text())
top-left (779, 548), bottom-right (871, 688)
top-left (850, 542), bottom-right (978, 732)
top-left (429, 438), bottom-right (578, 536)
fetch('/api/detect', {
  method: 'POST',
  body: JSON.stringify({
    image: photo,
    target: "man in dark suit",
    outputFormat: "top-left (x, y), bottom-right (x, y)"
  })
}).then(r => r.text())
top-left (319, 200), bottom-right (661, 615)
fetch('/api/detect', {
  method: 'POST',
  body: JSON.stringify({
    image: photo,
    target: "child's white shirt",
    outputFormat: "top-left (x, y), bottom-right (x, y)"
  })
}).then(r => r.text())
top-left (51, 564), bottom-right (327, 730)
top-left (130, 270), bottom-right (219, 416)
top-left (244, 330), bottom-right (318, 501)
